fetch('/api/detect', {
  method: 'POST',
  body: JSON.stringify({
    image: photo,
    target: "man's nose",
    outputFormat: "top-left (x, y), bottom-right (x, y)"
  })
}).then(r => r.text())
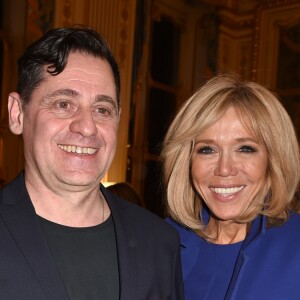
top-left (69, 109), bottom-right (98, 137)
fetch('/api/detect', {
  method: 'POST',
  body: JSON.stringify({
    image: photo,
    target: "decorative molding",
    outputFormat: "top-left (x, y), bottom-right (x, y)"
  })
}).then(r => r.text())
top-left (61, 0), bottom-right (72, 27)
top-left (219, 10), bottom-right (254, 32)
top-left (118, 0), bottom-right (130, 68)
top-left (54, 0), bottom-right (90, 28)
top-left (239, 40), bottom-right (253, 77)
top-left (252, 0), bottom-right (300, 85)
top-left (151, 3), bottom-right (187, 30)
top-left (217, 7), bottom-right (254, 77)
top-left (25, 0), bottom-right (55, 45)
top-left (86, 0), bottom-right (132, 70)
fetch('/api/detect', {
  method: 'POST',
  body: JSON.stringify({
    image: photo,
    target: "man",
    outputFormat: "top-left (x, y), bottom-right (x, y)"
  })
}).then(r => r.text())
top-left (0, 27), bottom-right (183, 299)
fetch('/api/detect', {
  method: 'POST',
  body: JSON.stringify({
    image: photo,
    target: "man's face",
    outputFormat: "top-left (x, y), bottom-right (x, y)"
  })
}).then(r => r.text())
top-left (13, 52), bottom-right (120, 191)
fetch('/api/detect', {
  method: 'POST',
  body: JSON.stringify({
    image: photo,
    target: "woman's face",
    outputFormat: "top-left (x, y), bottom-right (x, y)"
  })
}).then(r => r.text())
top-left (191, 106), bottom-right (268, 222)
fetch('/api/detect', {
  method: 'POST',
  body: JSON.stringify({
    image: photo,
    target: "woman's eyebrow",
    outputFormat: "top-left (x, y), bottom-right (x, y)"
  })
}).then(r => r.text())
top-left (194, 137), bottom-right (259, 144)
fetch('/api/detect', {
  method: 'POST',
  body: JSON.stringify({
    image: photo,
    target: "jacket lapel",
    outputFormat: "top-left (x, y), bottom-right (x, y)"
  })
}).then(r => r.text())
top-left (224, 215), bottom-right (266, 300)
top-left (102, 186), bottom-right (138, 300)
top-left (0, 173), bottom-right (70, 300)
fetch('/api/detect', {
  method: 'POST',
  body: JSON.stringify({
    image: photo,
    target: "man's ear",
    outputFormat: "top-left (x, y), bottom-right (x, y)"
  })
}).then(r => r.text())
top-left (8, 92), bottom-right (24, 135)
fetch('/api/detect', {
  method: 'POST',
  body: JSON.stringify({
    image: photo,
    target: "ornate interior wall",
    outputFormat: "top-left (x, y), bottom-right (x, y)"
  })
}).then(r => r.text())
top-left (217, 0), bottom-right (300, 138)
top-left (0, 0), bottom-right (299, 193)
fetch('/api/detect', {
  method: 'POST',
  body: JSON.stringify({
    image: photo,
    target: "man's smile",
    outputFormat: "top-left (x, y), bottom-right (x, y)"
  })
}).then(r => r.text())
top-left (58, 144), bottom-right (97, 154)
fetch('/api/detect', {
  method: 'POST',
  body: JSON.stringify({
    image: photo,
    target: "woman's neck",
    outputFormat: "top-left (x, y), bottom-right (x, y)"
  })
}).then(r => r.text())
top-left (206, 218), bottom-right (247, 244)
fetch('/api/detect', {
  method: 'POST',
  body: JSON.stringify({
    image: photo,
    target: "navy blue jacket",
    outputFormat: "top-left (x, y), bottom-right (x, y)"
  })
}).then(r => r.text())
top-left (0, 172), bottom-right (184, 300)
top-left (168, 211), bottom-right (300, 300)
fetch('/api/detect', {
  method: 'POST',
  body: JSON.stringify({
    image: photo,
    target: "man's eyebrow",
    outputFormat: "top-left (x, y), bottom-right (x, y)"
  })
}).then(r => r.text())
top-left (42, 90), bottom-right (118, 111)
top-left (95, 95), bottom-right (118, 112)
top-left (45, 88), bottom-right (80, 98)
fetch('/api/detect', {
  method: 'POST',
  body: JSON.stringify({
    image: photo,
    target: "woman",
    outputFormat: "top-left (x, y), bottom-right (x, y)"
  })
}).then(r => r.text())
top-left (162, 74), bottom-right (300, 299)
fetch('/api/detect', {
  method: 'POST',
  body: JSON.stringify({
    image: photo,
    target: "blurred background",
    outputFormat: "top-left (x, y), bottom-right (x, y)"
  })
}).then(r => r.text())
top-left (0, 0), bottom-right (299, 217)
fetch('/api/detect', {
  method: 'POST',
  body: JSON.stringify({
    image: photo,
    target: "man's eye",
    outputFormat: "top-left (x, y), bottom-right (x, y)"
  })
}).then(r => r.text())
top-left (97, 107), bottom-right (111, 115)
top-left (57, 101), bottom-right (70, 109)
top-left (98, 108), bottom-right (107, 114)
top-left (197, 146), bottom-right (214, 154)
top-left (239, 145), bottom-right (257, 153)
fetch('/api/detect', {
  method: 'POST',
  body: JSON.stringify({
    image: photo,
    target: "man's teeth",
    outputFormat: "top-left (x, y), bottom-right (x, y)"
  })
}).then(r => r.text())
top-left (58, 145), bottom-right (97, 154)
top-left (211, 186), bottom-right (244, 197)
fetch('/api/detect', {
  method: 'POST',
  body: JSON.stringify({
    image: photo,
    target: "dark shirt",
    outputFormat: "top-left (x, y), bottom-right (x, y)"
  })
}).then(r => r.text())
top-left (39, 215), bottom-right (119, 300)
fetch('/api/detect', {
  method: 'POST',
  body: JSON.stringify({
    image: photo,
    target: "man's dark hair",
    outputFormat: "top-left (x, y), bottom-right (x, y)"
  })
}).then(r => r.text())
top-left (17, 26), bottom-right (120, 107)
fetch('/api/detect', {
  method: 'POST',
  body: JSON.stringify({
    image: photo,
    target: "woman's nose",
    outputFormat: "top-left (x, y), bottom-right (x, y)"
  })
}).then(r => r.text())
top-left (214, 152), bottom-right (238, 177)
top-left (69, 109), bottom-right (98, 137)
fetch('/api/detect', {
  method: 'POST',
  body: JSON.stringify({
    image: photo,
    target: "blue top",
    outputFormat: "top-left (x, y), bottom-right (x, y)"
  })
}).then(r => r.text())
top-left (167, 211), bottom-right (300, 300)
top-left (183, 237), bottom-right (242, 299)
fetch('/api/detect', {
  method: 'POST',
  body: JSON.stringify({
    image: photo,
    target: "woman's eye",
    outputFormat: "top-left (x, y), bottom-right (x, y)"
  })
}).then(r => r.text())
top-left (197, 146), bottom-right (214, 154)
top-left (239, 145), bottom-right (257, 153)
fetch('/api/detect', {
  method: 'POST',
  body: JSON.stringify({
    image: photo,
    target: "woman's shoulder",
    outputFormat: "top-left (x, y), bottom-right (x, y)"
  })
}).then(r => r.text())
top-left (165, 217), bottom-right (203, 247)
top-left (267, 212), bottom-right (300, 238)
top-left (165, 217), bottom-right (186, 232)
top-left (285, 211), bottom-right (300, 227)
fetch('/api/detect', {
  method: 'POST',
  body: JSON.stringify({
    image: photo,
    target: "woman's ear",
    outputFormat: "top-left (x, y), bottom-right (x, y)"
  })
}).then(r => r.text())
top-left (8, 92), bottom-right (24, 135)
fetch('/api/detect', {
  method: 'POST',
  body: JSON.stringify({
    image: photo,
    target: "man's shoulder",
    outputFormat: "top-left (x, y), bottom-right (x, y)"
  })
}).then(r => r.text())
top-left (0, 172), bottom-right (26, 205)
top-left (105, 190), bottom-right (180, 241)
top-left (121, 198), bottom-right (177, 230)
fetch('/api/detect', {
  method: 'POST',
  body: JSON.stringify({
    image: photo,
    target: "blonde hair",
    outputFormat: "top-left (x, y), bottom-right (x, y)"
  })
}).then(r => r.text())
top-left (161, 74), bottom-right (300, 237)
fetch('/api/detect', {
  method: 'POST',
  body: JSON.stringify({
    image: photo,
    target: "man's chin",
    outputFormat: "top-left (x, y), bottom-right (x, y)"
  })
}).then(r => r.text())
top-left (59, 172), bottom-right (102, 188)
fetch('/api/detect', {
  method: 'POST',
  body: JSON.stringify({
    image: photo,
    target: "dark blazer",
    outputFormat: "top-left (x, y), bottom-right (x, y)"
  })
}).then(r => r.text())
top-left (0, 172), bottom-right (184, 300)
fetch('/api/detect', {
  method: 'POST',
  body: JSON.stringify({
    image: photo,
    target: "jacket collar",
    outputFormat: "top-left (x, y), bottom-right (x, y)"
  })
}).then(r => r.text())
top-left (241, 213), bottom-right (266, 250)
top-left (102, 186), bottom-right (138, 299)
top-left (174, 207), bottom-right (267, 249)
top-left (0, 172), bottom-right (70, 300)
